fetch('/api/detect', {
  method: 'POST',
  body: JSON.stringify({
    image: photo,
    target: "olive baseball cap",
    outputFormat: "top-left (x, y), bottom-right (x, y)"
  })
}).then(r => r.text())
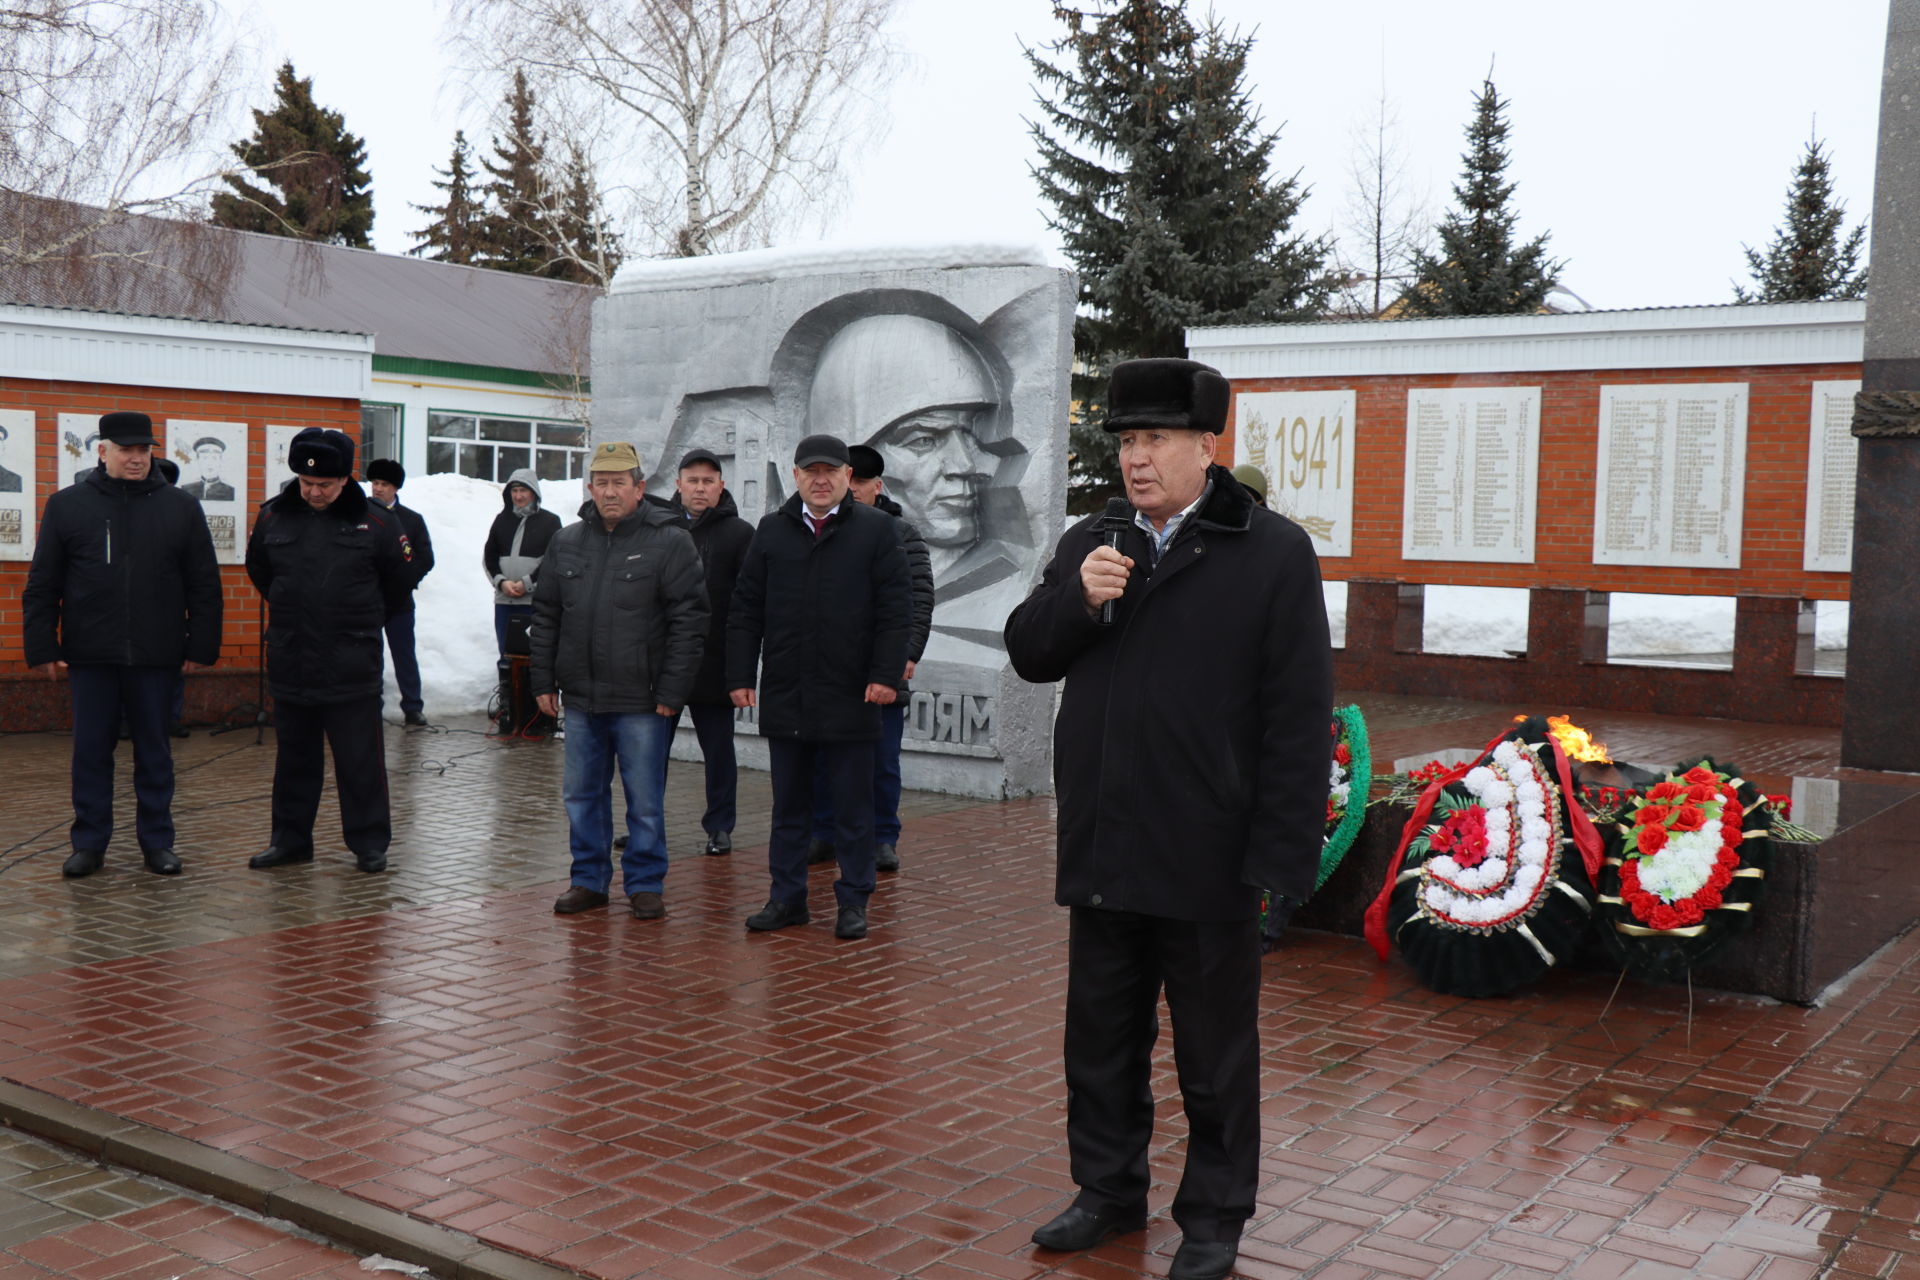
top-left (589, 441), bottom-right (642, 472)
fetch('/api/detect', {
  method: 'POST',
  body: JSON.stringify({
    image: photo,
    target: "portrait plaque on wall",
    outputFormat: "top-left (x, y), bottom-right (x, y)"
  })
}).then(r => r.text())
top-left (1400, 386), bottom-right (1540, 564)
top-left (166, 419), bottom-right (249, 564)
top-left (0, 408), bottom-right (35, 561)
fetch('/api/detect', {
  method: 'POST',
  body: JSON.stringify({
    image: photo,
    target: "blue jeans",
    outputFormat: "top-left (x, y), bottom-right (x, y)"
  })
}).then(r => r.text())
top-left (811, 702), bottom-right (905, 844)
top-left (563, 710), bottom-right (673, 895)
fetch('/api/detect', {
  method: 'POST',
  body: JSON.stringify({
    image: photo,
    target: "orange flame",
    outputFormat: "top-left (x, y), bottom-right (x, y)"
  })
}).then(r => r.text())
top-left (1546, 714), bottom-right (1610, 763)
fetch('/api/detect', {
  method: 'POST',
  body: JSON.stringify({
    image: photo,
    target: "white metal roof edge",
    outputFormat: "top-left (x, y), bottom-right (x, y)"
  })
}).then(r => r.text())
top-left (608, 241), bottom-right (1060, 294)
top-left (1187, 300), bottom-right (1866, 377)
top-left (0, 301), bottom-right (374, 351)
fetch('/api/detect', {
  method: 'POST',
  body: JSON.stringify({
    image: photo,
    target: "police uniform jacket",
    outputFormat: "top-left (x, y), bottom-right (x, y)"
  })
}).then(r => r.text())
top-left (529, 502), bottom-right (709, 715)
top-left (245, 481), bottom-right (412, 705)
top-left (726, 494), bottom-right (912, 743)
top-left (386, 500), bottom-right (435, 595)
top-left (1004, 466), bottom-right (1334, 921)
top-left (22, 465), bottom-right (222, 669)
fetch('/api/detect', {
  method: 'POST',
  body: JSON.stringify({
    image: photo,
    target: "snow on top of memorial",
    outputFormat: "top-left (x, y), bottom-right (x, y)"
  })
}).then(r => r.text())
top-left (379, 471), bottom-right (584, 717)
top-left (608, 241), bottom-right (1060, 294)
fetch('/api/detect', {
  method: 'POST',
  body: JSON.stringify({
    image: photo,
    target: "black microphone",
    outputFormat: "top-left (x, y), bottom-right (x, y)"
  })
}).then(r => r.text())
top-left (1098, 496), bottom-right (1132, 626)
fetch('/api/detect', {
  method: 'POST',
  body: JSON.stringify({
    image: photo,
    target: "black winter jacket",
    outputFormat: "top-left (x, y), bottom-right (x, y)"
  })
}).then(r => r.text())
top-left (1004, 466), bottom-right (1334, 921)
top-left (873, 492), bottom-right (935, 695)
top-left (665, 489), bottom-right (754, 706)
top-left (22, 465), bottom-right (223, 669)
top-left (529, 503), bottom-right (709, 715)
top-left (245, 481), bottom-right (412, 705)
top-left (726, 494), bottom-right (912, 743)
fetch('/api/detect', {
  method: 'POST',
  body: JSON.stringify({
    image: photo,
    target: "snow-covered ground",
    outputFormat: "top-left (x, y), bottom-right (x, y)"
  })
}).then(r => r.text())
top-left (383, 473), bottom-right (581, 716)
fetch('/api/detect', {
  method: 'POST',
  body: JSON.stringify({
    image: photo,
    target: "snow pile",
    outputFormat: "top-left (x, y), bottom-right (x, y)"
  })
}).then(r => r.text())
top-left (383, 472), bottom-right (582, 716)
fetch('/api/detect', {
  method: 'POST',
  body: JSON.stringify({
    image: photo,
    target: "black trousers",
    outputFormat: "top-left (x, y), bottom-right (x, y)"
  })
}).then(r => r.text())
top-left (68, 664), bottom-right (175, 853)
top-left (687, 701), bottom-right (738, 835)
top-left (767, 737), bottom-right (873, 909)
top-left (1064, 905), bottom-right (1262, 1242)
top-left (270, 696), bottom-right (390, 856)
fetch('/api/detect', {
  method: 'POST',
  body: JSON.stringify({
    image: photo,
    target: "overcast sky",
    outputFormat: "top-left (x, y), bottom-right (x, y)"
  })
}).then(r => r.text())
top-left (233, 0), bottom-right (1890, 311)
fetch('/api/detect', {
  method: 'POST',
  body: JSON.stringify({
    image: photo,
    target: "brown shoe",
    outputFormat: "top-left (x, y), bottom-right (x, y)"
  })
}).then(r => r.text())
top-left (553, 886), bottom-right (609, 914)
top-left (629, 891), bottom-right (665, 920)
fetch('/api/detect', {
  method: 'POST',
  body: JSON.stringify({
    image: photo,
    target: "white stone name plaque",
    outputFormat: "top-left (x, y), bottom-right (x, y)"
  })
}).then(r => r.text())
top-left (1234, 390), bottom-right (1355, 557)
top-left (1592, 383), bottom-right (1747, 569)
top-left (0, 408), bottom-right (35, 561)
top-left (1400, 386), bottom-right (1539, 564)
top-left (1802, 380), bottom-right (1859, 573)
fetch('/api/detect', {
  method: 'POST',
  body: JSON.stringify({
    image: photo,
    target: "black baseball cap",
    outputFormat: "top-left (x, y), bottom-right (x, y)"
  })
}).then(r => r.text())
top-left (848, 444), bottom-right (884, 480)
top-left (793, 434), bottom-right (849, 468)
top-left (678, 447), bottom-right (722, 472)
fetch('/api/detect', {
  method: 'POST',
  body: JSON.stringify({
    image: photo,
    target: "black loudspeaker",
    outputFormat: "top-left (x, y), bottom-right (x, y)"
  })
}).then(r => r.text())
top-left (504, 614), bottom-right (533, 656)
top-left (496, 655), bottom-right (541, 735)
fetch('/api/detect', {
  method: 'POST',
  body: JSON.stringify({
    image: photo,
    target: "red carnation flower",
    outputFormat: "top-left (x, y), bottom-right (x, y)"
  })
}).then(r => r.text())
top-left (1669, 805), bottom-right (1708, 833)
top-left (1685, 782), bottom-right (1719, 804)
top-left (1334, 743), bottom-right (1351, 766)
top-left (1633, 805), bottom-right (1667, 827)
top-left (1683, 766), bottom-right (1718, 787)
top-left (1648, 780), bottom-right (1687, 802)
top-left (1635, 825), bottom-right (1668, 856)
top-left (1430, 807), bottom-right (1490, 867)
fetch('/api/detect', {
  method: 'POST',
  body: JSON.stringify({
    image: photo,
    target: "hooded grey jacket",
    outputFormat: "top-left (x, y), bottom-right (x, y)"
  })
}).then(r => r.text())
top-left (482, 468), bottom-right (562, 605)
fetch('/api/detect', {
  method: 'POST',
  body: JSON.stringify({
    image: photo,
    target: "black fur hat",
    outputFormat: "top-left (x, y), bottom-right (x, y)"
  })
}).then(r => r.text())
top-left (1103, 358), bottom-right (1230, 435)
top-left (288, 427), bottom-right (355, 479)
top-left (365, 458), bottom-right (405, 487)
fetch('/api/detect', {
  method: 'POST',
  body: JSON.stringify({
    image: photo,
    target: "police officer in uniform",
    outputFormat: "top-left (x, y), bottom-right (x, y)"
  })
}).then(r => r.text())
top-left (245, 428), bottom-right (412, 873)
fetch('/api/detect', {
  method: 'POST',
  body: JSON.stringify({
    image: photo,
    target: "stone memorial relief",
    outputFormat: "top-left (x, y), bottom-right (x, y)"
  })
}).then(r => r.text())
top-left (1803, 380), bottom-right (1861, 573)
top-left (1592, 384), bottom-right (1747, 570)
top-left (593, 246), bottom-right (1075, 798)
top-left (1400, 387), bottom-right (1540, 564)
top-left (1234, 390), bottom-right (1354, 558)
top-left (166, 420), bottom-right (249, 564)
top-left (0, 408), bottom-right (34, 560)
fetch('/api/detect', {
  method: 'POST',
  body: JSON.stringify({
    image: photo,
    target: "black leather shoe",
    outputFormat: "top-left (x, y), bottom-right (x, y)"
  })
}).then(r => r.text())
top-left (248, 846), bottom-right (314, 869)
top-left (1031, 1203), bottom-right (1147, 1251)
top-left (61, 849), bottom-right (105, 878)
top-left (629, 891), bottom-right (665, 920)
top-left (745, 900), bottom-right (809, 931)
top-left (354, 851), bottom-right (388, 873)
top-left (403, 711), bottom-right (428, 727)
top-left (1169, 1238), bottom-right (1238, 1280)
top-left (806, 837), bottom-right (835, 865)
top-left (834, 905), bottom-right (868, 939)
top-left (703, 831), bottom-right (731, 857)
top-left (875, 843), bottom-right (900, 872)
top-left (554, 886), bottom-right (609, 914)
top-left (142, 849), bottom-right (182, 876)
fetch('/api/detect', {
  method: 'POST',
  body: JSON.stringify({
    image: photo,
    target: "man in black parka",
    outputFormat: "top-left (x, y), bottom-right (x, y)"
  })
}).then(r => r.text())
top-left (665, 448), bottom-right (754, 857)
top-left (1005, 359), bottom-right (1333, 1280)
top-left (728, 434), bottom-right (912, 941)
top-left (365, 459), bottom-right (435, 726)
top-left (23, 411), bottom-right (222, 877)
top-left (245, 428), bottom-right (412, 874)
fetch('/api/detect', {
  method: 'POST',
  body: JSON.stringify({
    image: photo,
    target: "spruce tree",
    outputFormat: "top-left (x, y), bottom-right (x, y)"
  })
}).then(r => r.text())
top-left (1400, 77), bottom-right (1558, 317)
top-left (474, 69), bottom-right (560, 275)
top-left (550, 149), bottom-right (624, 284)
top-left (1735, 138), bottom-right (1868, 302)
top-left (210, 61), bottom-right (375, 247)
top-left (409, 131), bottom-right (484, 265)
top-left (1027, 0), bottom-right (1327, 509)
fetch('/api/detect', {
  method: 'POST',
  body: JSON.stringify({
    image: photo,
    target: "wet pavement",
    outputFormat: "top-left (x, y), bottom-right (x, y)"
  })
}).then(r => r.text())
top-left (0, 700), bottom-right (1915, 1279)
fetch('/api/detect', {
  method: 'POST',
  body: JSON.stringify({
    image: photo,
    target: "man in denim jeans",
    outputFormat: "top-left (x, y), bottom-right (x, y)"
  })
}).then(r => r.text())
top-left (530, 441), bottom-right (708, 920)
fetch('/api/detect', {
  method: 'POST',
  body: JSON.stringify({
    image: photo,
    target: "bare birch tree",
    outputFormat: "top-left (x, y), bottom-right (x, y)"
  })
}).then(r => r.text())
top-left (446, 0), bottom-right (900, 258)
top-left (1, 0), bottom-right (249, 302)
top-left (1328, 88), bottom-right (1431, 318)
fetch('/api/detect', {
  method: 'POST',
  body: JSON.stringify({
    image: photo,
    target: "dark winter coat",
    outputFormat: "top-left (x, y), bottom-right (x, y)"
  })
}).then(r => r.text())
top-left (665, 488), bottom-right (754, 706)
top-left (245, 481), bottom-right (412, 705)
top-left (874, 491), bottom-right (935, 696)
top-left (22, 465), bottom-right (223, 669)
top-left (726, 494), bottom-right (912, 743)
top-left (380, 499), bottom-right (435, 596)
top-left (1004, 466), bottom-right (1334, 921)
top-left (529, 502), bottom-right (709, 715)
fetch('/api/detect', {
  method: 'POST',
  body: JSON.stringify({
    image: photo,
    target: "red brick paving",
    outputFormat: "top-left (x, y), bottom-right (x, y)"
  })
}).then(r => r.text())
top-left (0, 704), bottom-right (1916, 1277)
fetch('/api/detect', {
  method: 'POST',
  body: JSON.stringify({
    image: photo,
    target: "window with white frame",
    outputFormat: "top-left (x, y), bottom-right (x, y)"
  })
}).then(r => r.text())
top-left (425, 411), bottom-right (588, 483)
